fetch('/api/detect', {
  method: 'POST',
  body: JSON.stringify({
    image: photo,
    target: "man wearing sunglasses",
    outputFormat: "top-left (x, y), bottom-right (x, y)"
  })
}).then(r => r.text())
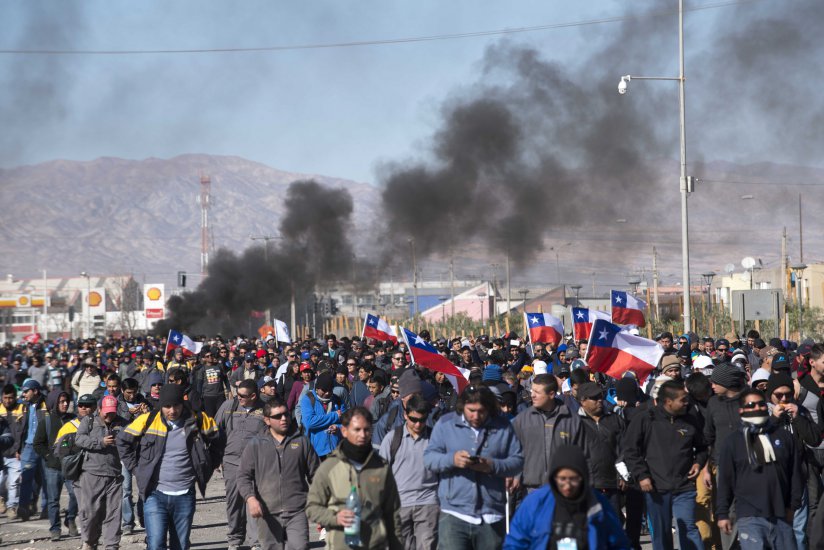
top-left (238, 398), bottom-right (319, 550)
top-left (378, 394), bottom-right (438, 550)
top-left (215, 379), bottom-right (268, 550)
top-left (716, 388), bottom-right (803, 550)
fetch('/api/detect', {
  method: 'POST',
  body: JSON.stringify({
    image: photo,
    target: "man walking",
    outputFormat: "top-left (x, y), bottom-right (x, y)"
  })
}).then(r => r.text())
top-left (623, 380), bottom-right (707, 550)
top-left (306, 407), bottom-right (403, 549)
top-left (116, 385), bottom-right (222, 550)
top-left (238, 397), bottom-right (320, 550)
top-left (75, 395), bottom-right (128, 550)
top-left (378, 394), bottom-right (439, 550)
top-left (716, 389), bottom-right (803, 549)
top-left (215, 379), bottom-right (268, 550)
top-left (424, 385), bottom-right (524, 550)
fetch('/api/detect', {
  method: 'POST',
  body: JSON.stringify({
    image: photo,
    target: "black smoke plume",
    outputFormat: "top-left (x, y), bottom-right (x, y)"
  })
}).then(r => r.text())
top-left (158, 179), bottom-right (361, 334)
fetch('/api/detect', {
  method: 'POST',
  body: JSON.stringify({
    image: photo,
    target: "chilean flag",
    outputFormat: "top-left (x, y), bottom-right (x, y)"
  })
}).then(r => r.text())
top-left (362, 313), bottom-right (398, 344)
top-left (611, 290), bottom-right (647, 327)
top-left (586, 319), bottom-right (663, 382)
top-left (165, 330), bottom-right (203, 358)
top-left (572, 308), bottom-right (612, 341)
top-left (402, 328), bottom-right (469, 393)
top-left (524, 312), bottom-right (564, 346)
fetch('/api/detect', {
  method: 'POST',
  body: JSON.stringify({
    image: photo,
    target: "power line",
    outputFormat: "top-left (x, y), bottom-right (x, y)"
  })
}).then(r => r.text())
top-left (0, 0), bottom-right (762, 56)
top-left (699, 178), bottom-right (824, 186)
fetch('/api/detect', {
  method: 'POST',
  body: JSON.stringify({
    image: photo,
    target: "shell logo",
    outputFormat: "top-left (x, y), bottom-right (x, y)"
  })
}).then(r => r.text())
top-left (17, 296), bottom-right (29, 306)
top-left (146, 287), bottom-right (162, 301)
top-left (88, 291), bottom-right (103, 307)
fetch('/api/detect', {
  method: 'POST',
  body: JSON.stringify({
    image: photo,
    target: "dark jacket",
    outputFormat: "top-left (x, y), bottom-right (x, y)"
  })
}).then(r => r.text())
top-left (76, 413), bottom-right (128, 477)
top-left (116, 409), bottom-right (222, 499)
top-left (117, 393), bottom-right (150, 423)
top-left (512, 400), bottom-right (586, 487)
top-left (0, 402), bottom-right (26, 457)
top-left (704, 392), bottom-right (744, 464)
top-left (32, 390), bottom-right (73, 470)
top-left (716, 420), bottom-right (803, 520)
top-left (237, 427), bottom-right (320, 515)
top-left (579, 408), bottom-right (625, 490)
top-left (623, 405), bottom-right (708, 493)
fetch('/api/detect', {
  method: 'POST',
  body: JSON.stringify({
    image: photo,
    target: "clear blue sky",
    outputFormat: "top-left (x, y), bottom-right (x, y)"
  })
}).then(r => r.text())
top-left (2, 0), bottom-right (789, 184)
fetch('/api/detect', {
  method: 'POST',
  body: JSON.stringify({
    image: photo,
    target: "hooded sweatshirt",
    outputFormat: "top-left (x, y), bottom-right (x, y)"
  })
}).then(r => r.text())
top-left (33, 389), bottom-right (74, 469)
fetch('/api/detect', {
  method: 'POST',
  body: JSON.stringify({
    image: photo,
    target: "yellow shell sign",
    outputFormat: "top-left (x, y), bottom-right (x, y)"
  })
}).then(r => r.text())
top-left (88, 291), bottom-right (103, 307)
top-left (146, 287), bottom-right (162, 301)
top-left (17, 296), bottom-right (29, 306)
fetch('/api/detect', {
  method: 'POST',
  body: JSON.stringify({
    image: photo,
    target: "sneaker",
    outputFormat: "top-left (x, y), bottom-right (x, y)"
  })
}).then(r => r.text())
top-left (50, 530), bottom-right (61, 541)
top-left (227, 546), bottom-right (240, 550)
top-left (122, 524), bottom-right (133, 535)
top-left (319, 528), bottom-right (327, 541)
top-left (0, 496), bottom-right (6, 514)
top-left (67, 519), bottom-right (79, 537)
top-left (81, 543), bottom-right (96, 550)
top-left (6, 507), bottom-right (16, 520)
top-left (17, 508), bottom-right (29, 522)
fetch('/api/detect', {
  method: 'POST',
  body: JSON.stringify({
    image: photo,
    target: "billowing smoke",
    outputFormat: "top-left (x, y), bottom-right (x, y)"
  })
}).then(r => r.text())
top-left (158, 179), bottom-right (363, 334)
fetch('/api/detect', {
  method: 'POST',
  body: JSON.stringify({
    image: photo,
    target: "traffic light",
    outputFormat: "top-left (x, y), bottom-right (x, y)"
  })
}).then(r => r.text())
top-left (177, 271), bottom-right (187, 288)
top-left (331, 299), bottom-right (339, 315)
top-left (68, 306), bottom-right (75, 322)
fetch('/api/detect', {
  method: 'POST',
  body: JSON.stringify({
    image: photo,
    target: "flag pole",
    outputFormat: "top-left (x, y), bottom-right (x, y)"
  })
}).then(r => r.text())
top-left (163, 330), bottom-right (172, 359)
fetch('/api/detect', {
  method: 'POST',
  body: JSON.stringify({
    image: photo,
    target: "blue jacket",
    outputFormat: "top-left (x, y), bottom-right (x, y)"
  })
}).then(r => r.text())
top-left (504, 485), bottom-right (631, 550)
top-left (423, 411), bottom-right (523, 518)
top-left (300, 391), bottom-right (345, 458)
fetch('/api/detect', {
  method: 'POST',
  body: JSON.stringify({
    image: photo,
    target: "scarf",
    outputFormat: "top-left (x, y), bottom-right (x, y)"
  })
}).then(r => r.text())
top-left (340, 439), bottom-right (372, 465)
top-left (742, 414), bottom-right (776, 467)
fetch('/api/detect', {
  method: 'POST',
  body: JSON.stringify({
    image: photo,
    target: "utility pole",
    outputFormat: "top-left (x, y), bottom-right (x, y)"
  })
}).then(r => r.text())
top-left (799, 193), bottom-right (804, 263)
top-left (506, 252), bottom-right (511, 316)
top-left (652, 247), bottom-right (661, 322)
top-left (409, 239), bottom-right (418, 316)
top-left (42, 269), bottom-right (48, 340)
top-left (490, 263), bottom-right (499, 320)
top-left (781, 227), bottom-right (788, 340)
top-left (250, 234), bottom-right (277, 326)
top-left (449, 253), bottom-right (455, 318)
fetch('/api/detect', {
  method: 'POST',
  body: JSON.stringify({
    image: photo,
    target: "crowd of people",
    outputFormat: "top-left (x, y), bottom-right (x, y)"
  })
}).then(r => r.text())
top-left (0, 327), bottom-right (822, 550)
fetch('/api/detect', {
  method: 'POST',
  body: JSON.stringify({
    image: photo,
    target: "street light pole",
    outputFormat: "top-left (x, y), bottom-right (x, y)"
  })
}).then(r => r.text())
top-left (619, 0), bottom-right (692, 331)
top-left (570, 284), bottom-right (582, 307)
top-left (80, 271), bottom-right (91, 338)
top-left (792, 264), bottom-right (807, 340)
top-left (702, 272), bottom-right (716, 334)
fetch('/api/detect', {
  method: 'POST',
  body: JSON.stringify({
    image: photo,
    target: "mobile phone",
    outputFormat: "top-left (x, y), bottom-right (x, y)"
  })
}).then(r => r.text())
top-left (468, 455), bottom-right (481, 463)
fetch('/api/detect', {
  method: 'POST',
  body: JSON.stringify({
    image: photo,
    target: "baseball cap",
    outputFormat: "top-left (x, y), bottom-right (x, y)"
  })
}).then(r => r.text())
top-left (21, 379), bottom-right (41, 391)
top-left (101, 395), bottom-right (118, 414)
top-left (77, 394), bottom-right (97, 406)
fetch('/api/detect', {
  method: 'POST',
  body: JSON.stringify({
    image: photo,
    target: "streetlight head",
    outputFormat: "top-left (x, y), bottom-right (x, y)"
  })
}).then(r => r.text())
top-left (80, 271), bottom-right (87, 277)
top-left (618, 76), bottom-right (630, 94)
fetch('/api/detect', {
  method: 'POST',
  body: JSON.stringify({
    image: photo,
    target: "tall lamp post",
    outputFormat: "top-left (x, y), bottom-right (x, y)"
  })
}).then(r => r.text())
top-left (477, 292), bottom-right (487, 327)
top-left (628, 280), bottom-right (641, 295)
top-left (80, 271), bottom-right (91, 338)
top-left (438, 296), bottom-right (448, 325)
top-left (618, 0), bottom-right (693, 331)
top-left (792, 264), bottom-right (807, 340)
top-left (702, 272), bottom-right (716, 334)
top-left (570, 284), bottom-right (583, 307)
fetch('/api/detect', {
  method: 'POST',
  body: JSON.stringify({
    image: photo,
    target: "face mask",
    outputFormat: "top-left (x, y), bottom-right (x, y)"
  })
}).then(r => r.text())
top-left (741, 409), bottom-right (768, 425)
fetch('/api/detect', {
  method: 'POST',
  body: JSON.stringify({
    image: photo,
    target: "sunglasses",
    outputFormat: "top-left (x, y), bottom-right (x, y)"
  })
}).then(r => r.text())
top-left (78, 403), bottom-right (94, 408)
top-left (772, 391), bottom-right (793, 400)
top-left (390, 389), bottom-right (400, 395)
top-left (407, 415), bottom-right (428, 424)
top-left (267, 412), bottom-right (287, 420)
top-left (237, 392), bottom-right (254, 399)
top-left (742, 401), bottom-right (767, 409)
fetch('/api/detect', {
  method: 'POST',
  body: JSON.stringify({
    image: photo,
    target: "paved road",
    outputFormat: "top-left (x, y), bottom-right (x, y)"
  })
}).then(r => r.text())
top-left (0, 473), bottom-right (653, 549)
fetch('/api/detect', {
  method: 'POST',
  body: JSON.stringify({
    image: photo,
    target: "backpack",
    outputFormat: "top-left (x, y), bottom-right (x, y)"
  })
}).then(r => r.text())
top-left (388, 424), bottom-right (431, 467)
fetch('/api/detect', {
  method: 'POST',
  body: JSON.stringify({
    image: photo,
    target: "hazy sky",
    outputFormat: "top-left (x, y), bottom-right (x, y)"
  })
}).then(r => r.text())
top-left (4, 0), bottom-right (810, 185)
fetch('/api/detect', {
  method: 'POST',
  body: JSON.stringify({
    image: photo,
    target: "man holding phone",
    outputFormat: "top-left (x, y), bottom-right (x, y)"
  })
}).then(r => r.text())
top-left (424, 385), bottom-right (523, 550)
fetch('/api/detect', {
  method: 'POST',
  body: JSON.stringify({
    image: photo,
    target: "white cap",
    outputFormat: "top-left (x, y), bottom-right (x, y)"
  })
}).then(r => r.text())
top-left (750, 369), bottom-right (771, 385)
top-left (692, 356), bottom-right (713, 370)
top-left (532, 360), bottom-right (548, 375)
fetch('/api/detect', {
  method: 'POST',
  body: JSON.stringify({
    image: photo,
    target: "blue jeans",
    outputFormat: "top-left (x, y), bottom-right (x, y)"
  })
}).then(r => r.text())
top-left (18, 444), bottom-right (41, 512)
top-left (43, 466), bottom-right (77, 533)
top-left (644, 490), bottom-right (703, 550)
top-left (737, 516), bottom-right (795, 550)
top-left (122, 464), bottom-right (134, 527)
top-left (437, 511), bottom-right (505, 550)
top-left (793, 487), bottom-right (808, 550)
top-left (144, 488), bottom-right (196, 550)
top-left (3, 456), bottom-right (22, 508)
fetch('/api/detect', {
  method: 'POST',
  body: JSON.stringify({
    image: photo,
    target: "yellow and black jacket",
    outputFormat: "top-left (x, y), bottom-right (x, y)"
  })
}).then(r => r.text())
top-left (116, 409), bottom-right (222, 499)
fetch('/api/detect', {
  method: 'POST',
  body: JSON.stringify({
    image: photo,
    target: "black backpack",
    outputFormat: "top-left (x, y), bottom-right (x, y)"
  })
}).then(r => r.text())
top-left (388, 424), bottom-right (432, 467)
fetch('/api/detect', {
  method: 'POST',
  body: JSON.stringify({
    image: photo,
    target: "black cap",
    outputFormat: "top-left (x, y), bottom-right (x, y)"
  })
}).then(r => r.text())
top-left (577, 382), bottom-right (604, 401)
top-left (315, 372), bottom-right (334, 393)
top-left (159, 385), bottom-right (186, 408)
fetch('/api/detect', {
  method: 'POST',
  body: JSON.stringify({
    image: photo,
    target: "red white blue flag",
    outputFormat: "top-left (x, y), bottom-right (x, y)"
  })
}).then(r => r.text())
top-left (402, 328), bottom-right (469, 392)
top-left (611, 290), bottom-right (647, 327)
top-left (572, 308), bottom-right (612, 341)
top-left (362, 314), bottom-right (398, 344)
top-left (524, 312), bottom-right (564, 346)
top-left (585, 319), bottom-right (663, 382)
top-left (165, 330), bottom-right (203, 358)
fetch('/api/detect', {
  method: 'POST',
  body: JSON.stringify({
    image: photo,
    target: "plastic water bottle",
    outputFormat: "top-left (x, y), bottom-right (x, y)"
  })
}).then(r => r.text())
top-left (344, 485), bottom-right (362, 547)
